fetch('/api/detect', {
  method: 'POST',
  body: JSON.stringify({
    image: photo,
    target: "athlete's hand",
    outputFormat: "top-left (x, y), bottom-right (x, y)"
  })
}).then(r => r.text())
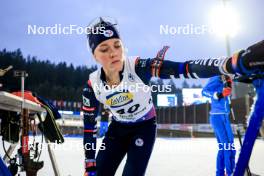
top-left (214, 92), bottom-right (223, 100)
top-left (222, 75), bottom-right (232, 88)
top-left (84, 159), bottom-right (96, 176)
top-left (231, 40), bottom-right (264, 75)
top-left (84, 171), bottom-right (96, 176)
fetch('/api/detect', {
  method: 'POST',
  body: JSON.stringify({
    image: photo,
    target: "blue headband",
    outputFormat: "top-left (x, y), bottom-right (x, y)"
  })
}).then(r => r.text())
top-left (88, 21), bottom-right (120, 53)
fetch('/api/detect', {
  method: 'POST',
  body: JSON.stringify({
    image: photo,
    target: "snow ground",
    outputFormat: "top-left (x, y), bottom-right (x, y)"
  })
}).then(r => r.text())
top-left (1, 137), bottom-right (264, 176)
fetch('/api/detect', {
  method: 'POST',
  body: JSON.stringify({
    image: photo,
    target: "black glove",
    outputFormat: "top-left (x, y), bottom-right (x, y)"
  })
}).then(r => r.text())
top-left (222, 75), bottom-right (232, 88)
top-left (215, 92), bottom-right (224, 100)
top-left (233, 40), bottom-right (264, 75)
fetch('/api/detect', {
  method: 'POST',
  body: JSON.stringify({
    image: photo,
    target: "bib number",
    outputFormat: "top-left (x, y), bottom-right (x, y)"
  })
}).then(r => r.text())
top-left (116, 104), bottom-right (140, 114)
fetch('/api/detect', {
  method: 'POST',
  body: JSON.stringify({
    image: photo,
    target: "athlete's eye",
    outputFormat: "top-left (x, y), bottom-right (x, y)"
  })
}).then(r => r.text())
top-left (114, 41), bottom-right (121, 49)
top-left (114, 44), bottom-right (121, 49)
top-left (100, 47), bottom-right (109, 53)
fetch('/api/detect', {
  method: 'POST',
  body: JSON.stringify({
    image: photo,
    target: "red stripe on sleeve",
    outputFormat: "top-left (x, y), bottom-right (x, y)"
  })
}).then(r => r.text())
top-left (87, 80), bottom-right (92, 87)
top-left (82, 106), bottom-right (95, 111)
top-left (185, 63), bottom-right (189, 74)
top-left (84, 129), bottom-right (94, 133)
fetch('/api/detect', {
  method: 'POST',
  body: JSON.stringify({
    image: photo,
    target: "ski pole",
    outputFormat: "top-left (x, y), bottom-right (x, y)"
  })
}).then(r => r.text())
top-left (228, 97), bottom-right (252, 176)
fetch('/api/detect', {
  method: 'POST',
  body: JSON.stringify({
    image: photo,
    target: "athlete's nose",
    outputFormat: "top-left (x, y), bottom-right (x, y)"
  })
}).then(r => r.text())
top-left (109, 48), bottom-right (117, 59)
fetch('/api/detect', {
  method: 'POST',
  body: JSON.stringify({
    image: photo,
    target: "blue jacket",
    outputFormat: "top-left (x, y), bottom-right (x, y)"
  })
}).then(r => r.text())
top-left (202, 76), bottom-right (230, 114)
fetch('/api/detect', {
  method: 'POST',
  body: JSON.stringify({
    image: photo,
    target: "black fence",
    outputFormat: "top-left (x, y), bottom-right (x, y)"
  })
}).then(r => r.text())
top-left (156, 96), bottom-right (253, 124)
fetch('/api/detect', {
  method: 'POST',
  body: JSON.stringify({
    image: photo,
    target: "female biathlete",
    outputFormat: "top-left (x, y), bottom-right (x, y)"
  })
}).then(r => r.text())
top-left (82, 17), bottom-right (264, 176)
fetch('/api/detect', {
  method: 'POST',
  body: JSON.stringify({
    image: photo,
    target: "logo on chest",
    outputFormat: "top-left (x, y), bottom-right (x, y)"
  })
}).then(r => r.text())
top-left (106, 90), bottom-right (134, 108)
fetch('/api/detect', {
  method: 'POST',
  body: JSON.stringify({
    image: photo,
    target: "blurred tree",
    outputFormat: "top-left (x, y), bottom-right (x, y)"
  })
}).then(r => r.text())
top-left (0, 48), bottom-right (96, 102)
top-left (182, 80), bottom-right (190, 88)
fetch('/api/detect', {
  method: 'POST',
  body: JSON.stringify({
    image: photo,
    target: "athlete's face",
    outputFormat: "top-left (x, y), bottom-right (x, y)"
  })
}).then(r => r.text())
top-left (93, 39), bottom-right (124, 73)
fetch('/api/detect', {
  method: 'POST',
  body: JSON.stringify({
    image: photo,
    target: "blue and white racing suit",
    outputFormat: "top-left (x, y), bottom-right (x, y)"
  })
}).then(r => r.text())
top-left (202, 76), bottom-right (236, 176)
top-left (83, 56), bottom-right (235, 176)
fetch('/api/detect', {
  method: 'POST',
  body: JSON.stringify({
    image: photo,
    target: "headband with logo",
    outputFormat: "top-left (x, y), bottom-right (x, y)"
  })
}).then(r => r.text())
top-left (87, 18), bottom-right (120, 53)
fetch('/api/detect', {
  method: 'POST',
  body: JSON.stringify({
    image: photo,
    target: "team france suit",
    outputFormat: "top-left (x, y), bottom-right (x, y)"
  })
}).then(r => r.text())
top-left (82, 55), bottom-right (236, 176)
top-left (202, 76), bottom-right (236, 176)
